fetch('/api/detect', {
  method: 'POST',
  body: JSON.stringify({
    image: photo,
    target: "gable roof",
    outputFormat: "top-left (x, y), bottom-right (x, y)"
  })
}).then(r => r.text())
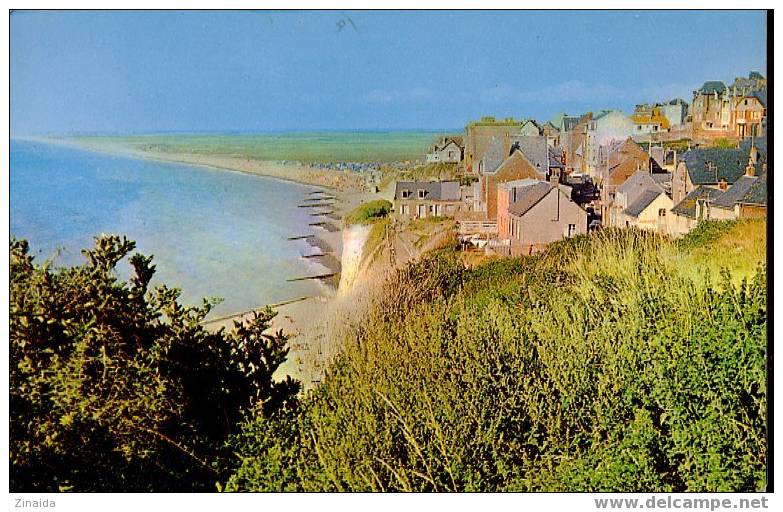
top-left (710, 173), bottom-right (767, 209)
top-left (679, 137), bottom-right (766, 185)
top-left (394, 181), bottom-right (461, 201)
top-left (739, 175), bottom-right (767, 205)
top-left (698, 81), bottom-right (727, 95)
top-left (508, 135), bottom-right (562, 175)
top-left (490, 150), bottom-right (543, 179)
top-left (507, 182), bottom-right (553, 216)
top-left (480, 136), bottom-right (507, 175)
top-left (711, 175), bottom-right (759, 209)
top-left (624, 189), bottom-right (663, 218)
top-left (617, 170), bottom-right (665, 203)
top-left (671, 186), bottom-right (724, 219)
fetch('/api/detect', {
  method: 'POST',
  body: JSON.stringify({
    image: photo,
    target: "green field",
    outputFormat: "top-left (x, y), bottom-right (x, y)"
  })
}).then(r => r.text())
top-left (75, 131), bottom-right (454, 163)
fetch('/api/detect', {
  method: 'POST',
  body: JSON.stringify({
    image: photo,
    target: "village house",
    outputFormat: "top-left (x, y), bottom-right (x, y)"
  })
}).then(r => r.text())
top-left (425, 136), bottom-right (464, 164)
top-left (463, 116), bottom-right (523, 173)
top-left (669, 141), bottom-right (767, 235)
top-left (541, 121), bottom-right (560, 145)
top-left (562, 110), bottom-right (635, 178)
top-left (599, 137), bottom-right (665, 221)
top-left (609, 170), bottom-right (672, 232)
top-left (691, 76), bottom-right (766, 141)
top-left (631, 104), bottom-right (671, 139)
top-left (660, 98), bottom-right (689, 128)
top-left (669, 186), bottom-right (726, 236)
top-left (393, 180), bottom-right (462, 219)
top-left (497, 178), bottom-right (587, 254)
top-left (477, 143), bottom-right (549, 219)
top-left (670, 137), bottom-right (766, 205)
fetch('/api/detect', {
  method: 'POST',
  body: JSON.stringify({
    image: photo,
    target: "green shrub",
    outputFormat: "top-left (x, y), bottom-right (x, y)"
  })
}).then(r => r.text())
top-left (227, 230), bottom-right (767, 492)
top-left (9, 235), bottom-right (299, 492)
top-left (344, 199), bottom-right (393, 225)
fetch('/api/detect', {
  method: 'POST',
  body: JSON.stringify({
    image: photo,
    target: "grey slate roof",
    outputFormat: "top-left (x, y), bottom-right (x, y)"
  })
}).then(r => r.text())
top-left (711, 176), bottom-right (758, 208)
top-left (698, 81), bottom-right (727, 95)
top-left (751, 89), bottom-right (767, 108)
top-left (617, 170), bottom-right (666, 206)
top-left (680, 136), bottom-right (766, 185)
top-left (508, 136), bottom-right (554, 174)
top-left (671, 186), bottom-right (724, 219)
top-left (739, 175), bottom-right (767, 205)
top-left (624, 189), bottom-right (663, 218)
top-left (507, 182), bottom-right (553, 216)
top-left (481, 136), bottom-right (507, 174)
top-left (394, 181), bottom-right (461, 201)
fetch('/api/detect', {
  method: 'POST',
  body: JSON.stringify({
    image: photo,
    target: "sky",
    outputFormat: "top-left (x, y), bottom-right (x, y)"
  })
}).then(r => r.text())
top-left (10, 10), bottom-right (768, 135)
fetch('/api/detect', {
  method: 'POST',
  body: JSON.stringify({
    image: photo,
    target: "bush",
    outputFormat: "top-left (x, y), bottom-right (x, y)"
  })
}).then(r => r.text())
top-left (227, 230), bottom-right (767, 492)
top-left (9, 235), bottom-right (299, 491)
top-left (344, 199), bottom-right (393, 225)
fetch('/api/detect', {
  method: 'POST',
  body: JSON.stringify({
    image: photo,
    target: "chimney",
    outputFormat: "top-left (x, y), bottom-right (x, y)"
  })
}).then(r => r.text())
top-left (673, 149), bottom-right (678, 169)
top-left (718, 178), bottom-right (728, 190)
top-left (745, 163), bottom-right (756, 177)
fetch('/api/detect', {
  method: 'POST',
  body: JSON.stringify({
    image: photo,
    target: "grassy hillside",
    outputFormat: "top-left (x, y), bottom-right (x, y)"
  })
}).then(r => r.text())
top-left (226, 221), bottom-right (767, 492)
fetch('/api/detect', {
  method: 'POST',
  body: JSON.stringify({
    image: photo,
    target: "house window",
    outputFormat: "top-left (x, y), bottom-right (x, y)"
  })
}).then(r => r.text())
top-left (566, 224), bottom-right (576, 237)
top-left (401, 189), bottom-right (411, 199)
top-left (418, 189), bottom-right (426, 199)
top-left (658, 209), bottom-right (667, 217)
top-left (400, 204), bottom-right (409, 215)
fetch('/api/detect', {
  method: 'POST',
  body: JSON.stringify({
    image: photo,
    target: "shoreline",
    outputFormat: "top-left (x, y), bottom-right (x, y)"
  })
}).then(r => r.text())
top-left (20, 136), bottom-right (365, 193)
top-left (16, 135), bottom-right (382, 387)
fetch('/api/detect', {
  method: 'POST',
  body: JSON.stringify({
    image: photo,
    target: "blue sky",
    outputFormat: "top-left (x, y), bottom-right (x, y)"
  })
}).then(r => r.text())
top-left (11, 10), bottom-right (767, 135)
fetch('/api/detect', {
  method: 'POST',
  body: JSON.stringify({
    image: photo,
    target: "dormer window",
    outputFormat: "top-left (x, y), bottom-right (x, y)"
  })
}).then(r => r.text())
top-left (401, 189), bottom-right (411, 199)
top-left (418, 189), bottom-right (427, 199)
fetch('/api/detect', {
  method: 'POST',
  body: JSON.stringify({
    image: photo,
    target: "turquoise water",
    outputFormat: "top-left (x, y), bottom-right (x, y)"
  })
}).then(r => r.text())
top-left (10, 140), bottom-right (328, 318)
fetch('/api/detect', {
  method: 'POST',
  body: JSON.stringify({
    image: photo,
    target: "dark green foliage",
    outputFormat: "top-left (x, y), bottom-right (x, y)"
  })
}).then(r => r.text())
top-left (9, 235), bottom-right (299, 492)
top-left (676, 220), bottom-right (739, 250)
top-left (227, 231), bottom-right (767, 491)
top-left (344, 200), bottom-right (393, 225)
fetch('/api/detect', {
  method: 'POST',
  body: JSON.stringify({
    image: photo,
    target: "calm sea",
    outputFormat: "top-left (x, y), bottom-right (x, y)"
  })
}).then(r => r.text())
top-left (10, 139), bottom-right (329, 318)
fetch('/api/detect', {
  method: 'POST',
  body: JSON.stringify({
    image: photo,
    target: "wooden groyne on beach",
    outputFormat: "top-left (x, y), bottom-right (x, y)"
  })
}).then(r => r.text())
top-left (286, 272), bottom-right (338, 282)
top-left (201, 295), bottom-right (312, 326)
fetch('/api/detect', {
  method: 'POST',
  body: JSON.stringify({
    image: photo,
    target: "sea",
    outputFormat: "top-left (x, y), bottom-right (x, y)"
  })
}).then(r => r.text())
top-left (10, 139), bottom-right (331, 318)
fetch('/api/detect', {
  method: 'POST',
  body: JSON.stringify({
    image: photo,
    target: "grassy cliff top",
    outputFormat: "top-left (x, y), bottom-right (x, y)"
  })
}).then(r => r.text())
top-left (228, 220), bottom-right (767, 492)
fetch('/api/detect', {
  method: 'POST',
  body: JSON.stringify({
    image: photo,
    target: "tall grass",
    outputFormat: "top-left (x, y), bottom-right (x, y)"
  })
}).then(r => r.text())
top-left (226, 223), bottom-right (767, 492)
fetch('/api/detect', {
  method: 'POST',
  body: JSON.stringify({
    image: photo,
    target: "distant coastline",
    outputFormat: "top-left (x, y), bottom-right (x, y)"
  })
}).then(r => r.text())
top-left (21, 135), bottom-right (367, 192)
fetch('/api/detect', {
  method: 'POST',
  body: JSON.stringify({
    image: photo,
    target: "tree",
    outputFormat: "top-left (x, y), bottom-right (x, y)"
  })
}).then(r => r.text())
top-left (9, 235), bottom-right (299, 491)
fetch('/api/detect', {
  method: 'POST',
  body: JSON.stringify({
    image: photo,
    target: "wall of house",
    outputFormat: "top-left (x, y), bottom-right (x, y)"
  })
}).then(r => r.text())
top-left (509, 188), bottom-right (587, 245)
top-left (625, 194), bottom-right (674, 233)
top-left (482, 159), bottom-right (541, 220)
top-left (705, 203), bottom-right (736, 221)
top-left (394, 200), bottom-right (462, 219)
top-left (661, 103), bottom-right (686, 127)
top-left (437, 142), bottom-right (463, 163)
top-left (738, 204), bottom-right (767, 219)
top-left (667, 212), bottom-right (698, 238)
top-left (496, 187), bottom-right (511, 240)
top-left (671, 162), bottom-right (692, 205)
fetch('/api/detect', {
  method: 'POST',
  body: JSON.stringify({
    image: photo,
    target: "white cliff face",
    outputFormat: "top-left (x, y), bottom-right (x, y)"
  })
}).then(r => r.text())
top-left (338, 224), bottom-right (372, 294)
